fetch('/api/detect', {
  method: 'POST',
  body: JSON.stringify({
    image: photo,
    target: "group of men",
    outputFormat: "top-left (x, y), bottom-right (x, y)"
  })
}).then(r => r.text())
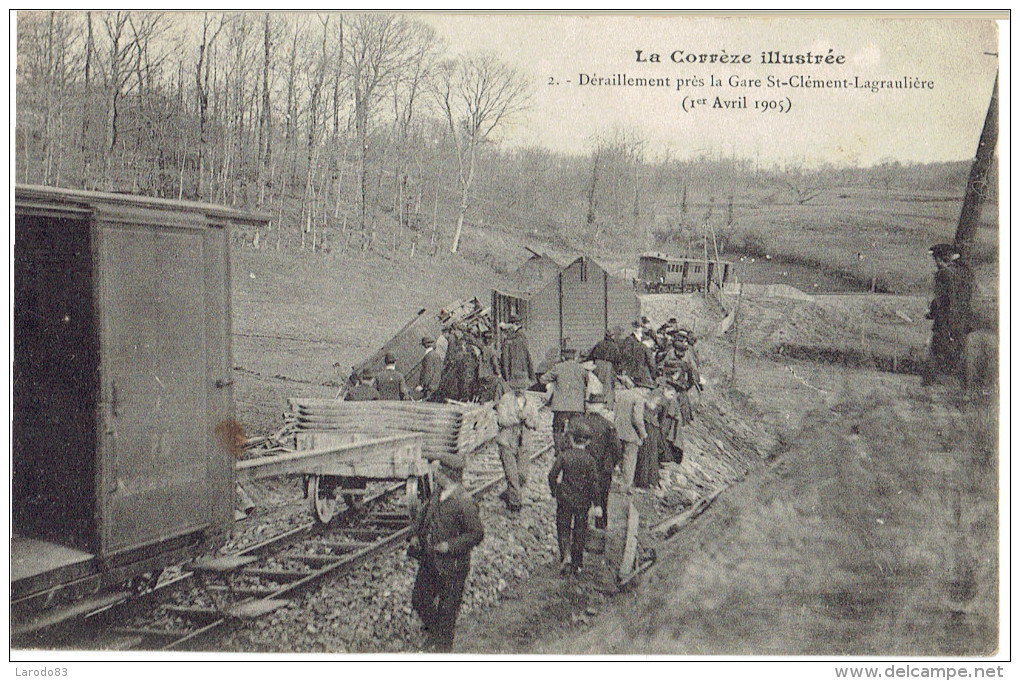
top-left (370, 312), bottom-right (702, 651)
top-left (533, 317), bottom-right (703, 576)
top-left (347, 314), bottom-right (533, 406)
top-left (399, 243), bottom-right (977, 652)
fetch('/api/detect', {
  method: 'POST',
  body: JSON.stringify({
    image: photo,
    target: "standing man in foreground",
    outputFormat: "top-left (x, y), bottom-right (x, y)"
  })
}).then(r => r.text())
top-left (408, 457), bottom-right (485, 652)
top-left (923, 243), bottom-right (974, 385)
top-left (548, 421), bottom-right (599, 575)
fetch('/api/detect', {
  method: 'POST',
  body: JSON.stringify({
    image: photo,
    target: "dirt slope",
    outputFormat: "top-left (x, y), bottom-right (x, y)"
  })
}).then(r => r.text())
top-left (543, 378), bottom-right (998, 655)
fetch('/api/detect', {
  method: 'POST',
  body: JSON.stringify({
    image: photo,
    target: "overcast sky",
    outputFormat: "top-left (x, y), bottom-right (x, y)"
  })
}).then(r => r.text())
top-left (417, 14), bottom-right (1000, 167)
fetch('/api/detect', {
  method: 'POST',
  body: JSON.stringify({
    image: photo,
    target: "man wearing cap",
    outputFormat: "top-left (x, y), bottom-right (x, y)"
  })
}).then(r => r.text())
top-left (345, 368), bottom-right (381, 402)
top-left (548, 421), bottom-right (599, 575)
top-left (417, 336), bottom-right (443, 401)
top-left (376, 352), bottom-right (410, 401)
top-left (495, 381), bottom-right (541, 512)
top-left (408, 458), bottom-right (484, 652)
top-left (588, 329), bottom-right (620, 411)
top-left (500, 314), bottom-right (535, 390)
top-left (924, 243), bottom-right (974, 385)
top-left (541, 348), bottom-right (589, 455)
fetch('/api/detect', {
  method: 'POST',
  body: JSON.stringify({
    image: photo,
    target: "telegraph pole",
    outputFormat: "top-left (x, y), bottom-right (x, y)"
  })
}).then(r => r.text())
top-left (954, 71), bottom-right (998, 258)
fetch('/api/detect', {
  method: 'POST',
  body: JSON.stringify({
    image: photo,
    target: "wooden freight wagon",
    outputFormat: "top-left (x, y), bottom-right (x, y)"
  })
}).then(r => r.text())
top-left (12, 185), bottom-right (268, 633)
top-left (491, 256), bottom-right (640, 373)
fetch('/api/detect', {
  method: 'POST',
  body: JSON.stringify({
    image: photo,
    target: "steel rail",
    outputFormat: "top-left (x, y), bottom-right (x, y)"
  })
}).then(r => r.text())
top-left (165, 442), bottom-right (554, 651)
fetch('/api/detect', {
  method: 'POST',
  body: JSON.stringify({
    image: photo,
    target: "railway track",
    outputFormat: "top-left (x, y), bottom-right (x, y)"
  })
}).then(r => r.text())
top-left (47, 436), bottom-right (553, 652)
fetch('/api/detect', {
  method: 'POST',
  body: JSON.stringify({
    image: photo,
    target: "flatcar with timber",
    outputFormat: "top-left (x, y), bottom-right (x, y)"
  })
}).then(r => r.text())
top-left (637, 252), bottom-right (734, 293)
top-left (12, 185), bottom-right (269, 638)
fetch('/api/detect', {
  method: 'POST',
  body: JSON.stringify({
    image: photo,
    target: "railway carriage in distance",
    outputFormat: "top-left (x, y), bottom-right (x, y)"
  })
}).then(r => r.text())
top-left (637, 252), bottom-right (735, 293)
top-left (12, 185), bottom-right (269, 636)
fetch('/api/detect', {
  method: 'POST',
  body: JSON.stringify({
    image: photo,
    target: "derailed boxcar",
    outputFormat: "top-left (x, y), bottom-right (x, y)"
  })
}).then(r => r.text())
top-left (491, 256), bottom-right (640, 373)
top-left (12, 185), bottom-right (268, 635)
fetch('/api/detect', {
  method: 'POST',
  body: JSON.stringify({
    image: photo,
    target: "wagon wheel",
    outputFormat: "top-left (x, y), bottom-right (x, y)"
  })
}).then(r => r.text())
top-left (307, 474), bottom-right (339, 525)
top-left (405, 473), bottom-right (432, 517)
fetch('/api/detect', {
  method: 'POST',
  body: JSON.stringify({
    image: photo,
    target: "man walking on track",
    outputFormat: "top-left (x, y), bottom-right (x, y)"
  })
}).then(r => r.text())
top-left (495, 378), bottom-right (541, 512)
top-left (614, 377), bottom-right (648, 494)
top-left (409, 457), bottom-right (484, 653)
top-left (541, 348), bottom-right (589, 455)
top-left (548, 421), bottom-right (599, 576)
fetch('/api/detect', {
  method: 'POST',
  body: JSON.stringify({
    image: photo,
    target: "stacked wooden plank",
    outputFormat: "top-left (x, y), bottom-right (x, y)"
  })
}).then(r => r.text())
top-left (285, 398), bottom-right (497, 464)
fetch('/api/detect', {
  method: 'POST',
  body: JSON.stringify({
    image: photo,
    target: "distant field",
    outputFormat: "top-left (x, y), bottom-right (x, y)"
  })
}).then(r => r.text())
top-left (562, 189), bottom-right (999, 298)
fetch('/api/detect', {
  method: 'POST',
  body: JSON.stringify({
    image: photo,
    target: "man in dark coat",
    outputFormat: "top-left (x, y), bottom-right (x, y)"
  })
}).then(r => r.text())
top-left (541, 348), bottom-right (589, 455)
top-left (570, 408), bottom-right (622, 530)
top-left (548, 421), bottom-right (599, 575)
top-left (345, 368), bottom-right (381, 402)
top-left (416, 336), bottom-right (443, 401)
top-left (500, 316), bottom-right (535, 390)
top-left (376, 352), bottom-right (410, 401)
top-left (618, 322), bottom-right (656, 387)
top-left (408, 458), bottom-right (484, 652)
top-left (435, 329), bottom-right (467, 402)
top-left (588, 330), bottom-right (620, 411)
top-left (924, 243), bottom-right (974, 385)
top-left (473, 333), bottom-right (504, 402)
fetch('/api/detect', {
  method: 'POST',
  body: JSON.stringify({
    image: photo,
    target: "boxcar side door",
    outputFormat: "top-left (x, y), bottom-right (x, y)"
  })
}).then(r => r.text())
top-left (94, 205), bottom-right (215, 557)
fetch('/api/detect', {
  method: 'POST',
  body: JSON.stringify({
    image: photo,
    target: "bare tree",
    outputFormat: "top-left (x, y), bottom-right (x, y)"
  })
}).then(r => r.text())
top-left (99, 10), bottom-right (135, 188)
top-left (347, 13), bottom-right (419, 248)
top-left (390, 21), bottom-right (439, 251)
top-left (434, 52), bottom-right (529, 253)
top-left (194, 12), bottom-right (224, 199)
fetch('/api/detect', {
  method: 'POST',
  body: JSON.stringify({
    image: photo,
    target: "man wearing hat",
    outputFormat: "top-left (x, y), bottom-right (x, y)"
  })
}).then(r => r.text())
top-left (376, 352), bottom-right (410, 401)
top-left (500, 314), bottom-right (535, 390)
top-left (548, 420), bottom-right (599, 575)
top-left (617, 321), bottom-right (656, 387)
top-left (408, 456), bottom-right (484, 652)
top-left (494, 379), bottom-right (541, 512)
top-left (417, 336), bottom-right (443, 401)
top-left (541, 348), bottom-right (589, 455)
top-left (923, 243), bottom-right (974, 385)
top-left (345, 367), bottom-right (381, 402)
